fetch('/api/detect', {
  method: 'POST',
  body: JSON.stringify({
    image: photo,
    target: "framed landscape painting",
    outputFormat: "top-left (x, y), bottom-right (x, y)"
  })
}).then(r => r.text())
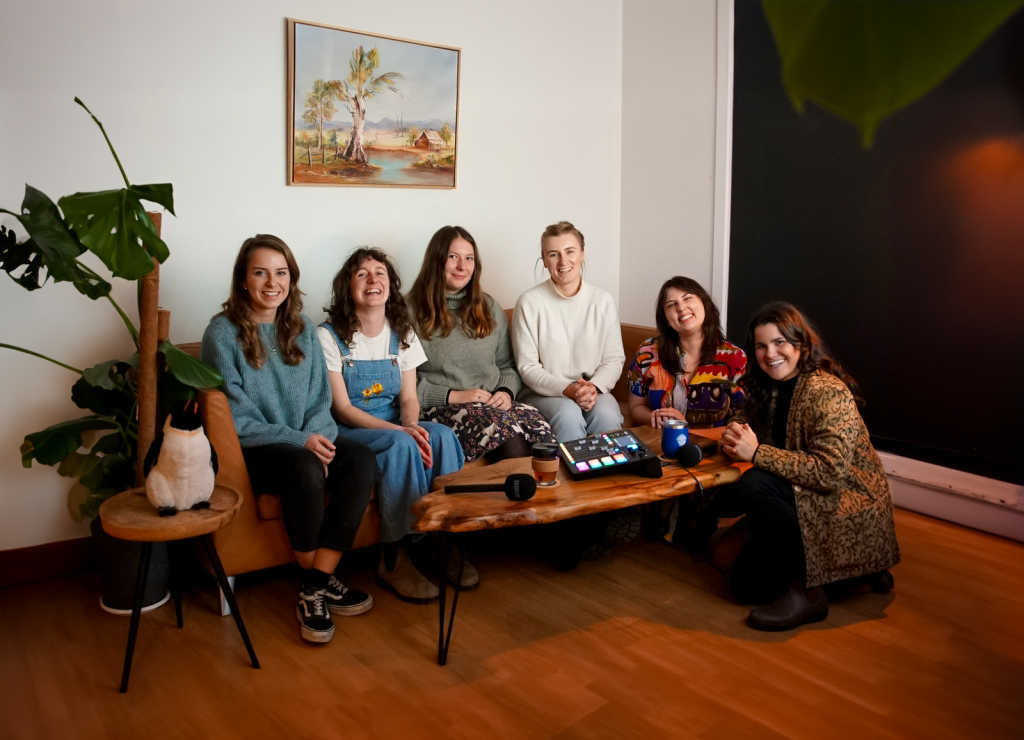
top-left (287, 19), bottom-right (461, 188)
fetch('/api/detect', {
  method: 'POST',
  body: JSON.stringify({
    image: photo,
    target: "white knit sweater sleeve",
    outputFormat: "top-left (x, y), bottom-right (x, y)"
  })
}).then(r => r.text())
top-left (589, 290), bottom-right (626, 394)
top-left (511, 289), bottom-right (570, 398)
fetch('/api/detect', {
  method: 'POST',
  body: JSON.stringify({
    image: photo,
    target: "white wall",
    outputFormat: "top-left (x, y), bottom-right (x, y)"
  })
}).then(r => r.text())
top-left (619, 0), bottom-right (723, 325)
top-left (0, 0), bottom-right (624, 550)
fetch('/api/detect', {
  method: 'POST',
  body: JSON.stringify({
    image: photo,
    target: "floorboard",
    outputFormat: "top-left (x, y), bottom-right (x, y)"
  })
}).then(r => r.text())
top-left (0, 509), bottom-right (1021, 739)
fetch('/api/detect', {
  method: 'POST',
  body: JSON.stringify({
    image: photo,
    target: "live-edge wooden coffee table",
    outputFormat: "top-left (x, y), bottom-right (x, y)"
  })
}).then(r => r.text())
top-left (414, 426), bottom-right (749, 665)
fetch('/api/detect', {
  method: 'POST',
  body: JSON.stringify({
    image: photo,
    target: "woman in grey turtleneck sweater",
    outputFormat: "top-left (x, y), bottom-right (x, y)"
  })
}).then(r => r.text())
top-left (407, 226), bottom-right (556, 461)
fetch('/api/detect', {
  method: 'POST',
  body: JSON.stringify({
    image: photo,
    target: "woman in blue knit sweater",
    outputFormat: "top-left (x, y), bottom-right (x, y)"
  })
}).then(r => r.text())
top-left (201, 235), bottom-right (377, 645)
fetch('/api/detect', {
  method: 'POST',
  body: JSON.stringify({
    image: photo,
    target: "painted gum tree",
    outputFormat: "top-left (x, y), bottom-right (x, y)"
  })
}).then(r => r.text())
top-left (334, 46), bottom-right (402, 164)
top-left (303, 79), bottom-right (341, 149)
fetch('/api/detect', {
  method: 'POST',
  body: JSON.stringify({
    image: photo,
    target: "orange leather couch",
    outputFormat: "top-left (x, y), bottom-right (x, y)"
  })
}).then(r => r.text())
top-left (178, 319), bottom-right (655, 578)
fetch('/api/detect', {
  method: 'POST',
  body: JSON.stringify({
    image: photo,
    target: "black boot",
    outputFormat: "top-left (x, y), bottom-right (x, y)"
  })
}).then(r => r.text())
top-left (748, 577), bottom-right (828, 631)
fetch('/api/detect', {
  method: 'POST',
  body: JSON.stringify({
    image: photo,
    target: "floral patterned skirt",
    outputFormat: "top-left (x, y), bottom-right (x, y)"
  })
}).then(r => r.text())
top-left (421, 402), bottom-right (556, 462)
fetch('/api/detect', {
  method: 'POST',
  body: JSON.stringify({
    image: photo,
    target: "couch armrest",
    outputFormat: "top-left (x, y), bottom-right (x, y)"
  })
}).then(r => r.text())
top-left (194, 388), bottom-right (294, 575)
top-left (196, 388), bottom-right (257, 512)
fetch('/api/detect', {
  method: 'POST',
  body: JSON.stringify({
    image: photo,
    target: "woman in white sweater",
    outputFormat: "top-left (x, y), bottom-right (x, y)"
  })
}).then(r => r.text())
top-left (512, 221), bottom-right (625, 441)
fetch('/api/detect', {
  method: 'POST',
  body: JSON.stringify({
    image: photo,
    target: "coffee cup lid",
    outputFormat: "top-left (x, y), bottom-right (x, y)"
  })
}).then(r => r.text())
top-left (531, 443), bottom-right (559, 460)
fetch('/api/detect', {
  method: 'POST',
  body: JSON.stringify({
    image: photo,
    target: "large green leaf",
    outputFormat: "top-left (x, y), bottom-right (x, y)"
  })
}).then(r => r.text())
top-left (71, 376), bottom-right (126, 417)
top-left (762, 0), bottom-right (1024, 146)
top-left (82, 359), bottom-right (119, 390)
top-left (58, 184), bottom-right (173, 281)
top-left (161, 341), bottom-right (224, 388)
top-left (57, 451), bottom-right (102, 479)
top-left (159, 369), bottom-right (197, 419)
top-left (21, 416), bottom-right (118, 467)
top-left (67, 481), bottom-right (92, 523)
top-left (91, 432), bottom-right (125, 455)
top-left (0, 225), bottom-right (44, 291)
top-left (0, 186), bottom-right (111, 298)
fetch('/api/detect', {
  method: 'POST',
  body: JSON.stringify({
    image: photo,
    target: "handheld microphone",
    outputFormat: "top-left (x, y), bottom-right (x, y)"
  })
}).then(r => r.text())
top-left (672, 439), bottom-right (719, 468)
top-left (444, 473), bottom-right (537, 501)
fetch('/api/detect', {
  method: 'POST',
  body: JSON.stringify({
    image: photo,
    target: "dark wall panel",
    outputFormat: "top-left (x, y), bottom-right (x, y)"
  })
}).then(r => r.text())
top-left (728, 4), bottom-right (1024, 483)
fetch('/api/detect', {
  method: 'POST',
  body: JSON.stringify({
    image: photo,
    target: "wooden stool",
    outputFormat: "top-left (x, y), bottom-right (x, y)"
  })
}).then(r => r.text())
top-left (100, 485), bottom-right (260, 692)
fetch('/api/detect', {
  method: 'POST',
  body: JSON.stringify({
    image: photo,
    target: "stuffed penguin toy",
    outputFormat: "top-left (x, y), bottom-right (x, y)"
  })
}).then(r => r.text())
top-left (144, 399), bottom-right (218, 516)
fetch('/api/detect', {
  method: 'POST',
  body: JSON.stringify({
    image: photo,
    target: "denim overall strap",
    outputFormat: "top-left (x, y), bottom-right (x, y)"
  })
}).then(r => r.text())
top-left (320, 321), bottom-right (402, 423)
top-left (320, 321), bottom-right (353, 359)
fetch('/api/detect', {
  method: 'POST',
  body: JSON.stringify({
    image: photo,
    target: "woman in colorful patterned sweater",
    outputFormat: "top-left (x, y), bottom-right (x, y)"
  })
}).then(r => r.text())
top-left (627, 276), bottom-right (746, 429)
top-left (719, 302), bottom-right (900, 631)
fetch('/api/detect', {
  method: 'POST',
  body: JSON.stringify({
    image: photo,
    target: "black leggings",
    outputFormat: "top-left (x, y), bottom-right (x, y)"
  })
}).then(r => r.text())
top-left (707, 468), bottom-right (807, 604)
top-left (241, 437), bottom-right (377, 553)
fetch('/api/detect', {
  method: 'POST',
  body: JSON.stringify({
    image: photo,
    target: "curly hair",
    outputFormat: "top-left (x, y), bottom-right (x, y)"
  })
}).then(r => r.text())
top-left (740, 301), bottom-right (862, 436)
top-left (408, 225), bottom-right (495, 340)
top-left (325, 247), bottom-right (413, 350)
top-left (653, 276), bottom-right (724, 377)
top-left (220, 234), bottom-right (306, 369)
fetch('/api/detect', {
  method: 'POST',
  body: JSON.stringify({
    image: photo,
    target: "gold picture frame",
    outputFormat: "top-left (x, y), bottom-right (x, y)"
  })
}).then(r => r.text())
top-left (286, 18), bottom-right (461, 189)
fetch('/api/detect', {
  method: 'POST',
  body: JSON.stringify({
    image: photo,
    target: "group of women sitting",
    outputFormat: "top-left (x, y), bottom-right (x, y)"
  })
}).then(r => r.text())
top-left (200, 220), bottom-right (900, 644)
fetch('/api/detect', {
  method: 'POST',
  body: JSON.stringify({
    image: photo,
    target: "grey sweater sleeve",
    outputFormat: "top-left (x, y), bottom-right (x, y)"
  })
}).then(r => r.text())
top-left (417, 365), bottom-right (452, 410)
top-left (490, 298), bottom-right (522, 399)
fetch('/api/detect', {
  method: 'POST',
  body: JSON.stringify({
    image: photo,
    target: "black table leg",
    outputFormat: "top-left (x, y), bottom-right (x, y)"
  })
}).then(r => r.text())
top-left (119, 541), bottom-right (153, 693)
top-left (436, 533), bottom-right (468, 666)
top-left (170, 541), bottom-right (183, 629)
top-left (201, 535), bottom-right (260, 669)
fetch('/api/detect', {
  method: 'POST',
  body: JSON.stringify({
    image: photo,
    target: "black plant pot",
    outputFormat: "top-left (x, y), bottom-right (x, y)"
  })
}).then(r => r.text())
top-left (90, 517), bottom-right (170, 615)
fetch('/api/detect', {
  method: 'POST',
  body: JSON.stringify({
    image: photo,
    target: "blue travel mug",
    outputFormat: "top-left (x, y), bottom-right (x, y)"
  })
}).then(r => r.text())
top-left (661, 419), bottom-right (689, 457)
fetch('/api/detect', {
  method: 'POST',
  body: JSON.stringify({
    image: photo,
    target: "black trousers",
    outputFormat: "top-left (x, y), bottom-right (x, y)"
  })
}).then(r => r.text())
top-left (707, 468), bottom-right (807, 605)
top-left (241, 437), bottom-right (377, 553)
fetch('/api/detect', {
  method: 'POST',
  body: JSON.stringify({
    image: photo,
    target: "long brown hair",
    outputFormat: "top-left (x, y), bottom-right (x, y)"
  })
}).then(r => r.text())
top-left (654, 277), bottom-right (724, 376)
top-left (741, 301), bottom-right (863, 435)
top-left (220, 234), bottom-right (306, 369)
top-left (325, 247), bottom-right (414, 349)
top-left (408, 225), bottom-right (495, 339)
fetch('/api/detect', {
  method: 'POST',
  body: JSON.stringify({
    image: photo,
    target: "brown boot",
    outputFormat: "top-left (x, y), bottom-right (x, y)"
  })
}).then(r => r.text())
top-left (748, 577), bottom-right (828, 631)
top-left (709, 518), bottom-right (748, 575)
top-left (445, 552), bottom-right (480, 590)
top-left (377, 549), bottom-right (439, 604)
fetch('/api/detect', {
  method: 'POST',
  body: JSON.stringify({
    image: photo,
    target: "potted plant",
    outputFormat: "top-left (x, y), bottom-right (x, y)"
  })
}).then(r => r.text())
top-left (0, 98), bottom-right (222, 612)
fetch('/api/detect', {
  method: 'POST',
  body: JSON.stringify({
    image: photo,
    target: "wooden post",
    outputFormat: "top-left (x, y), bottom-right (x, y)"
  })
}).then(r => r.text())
top-left (135, 212), bottom-right (161, 488)
top-left (157, 309), bottom-right (170, 344)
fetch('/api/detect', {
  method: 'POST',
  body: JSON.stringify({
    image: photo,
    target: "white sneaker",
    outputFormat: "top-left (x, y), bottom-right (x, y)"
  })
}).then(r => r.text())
top-left (377, 548), bottom-right (439, 604)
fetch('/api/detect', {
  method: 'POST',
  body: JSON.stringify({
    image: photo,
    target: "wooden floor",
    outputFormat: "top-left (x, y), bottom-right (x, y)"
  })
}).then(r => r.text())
top-left (1, 508), bottom-right (1022, 740)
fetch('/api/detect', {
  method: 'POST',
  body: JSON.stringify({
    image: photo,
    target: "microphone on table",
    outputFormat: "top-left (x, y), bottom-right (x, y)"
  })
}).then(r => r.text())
top-left (444, 473), bottom-right (537, 501)
top-left (670, 438), bottom-right (720, 509)
top-left (671, 437), bottom-right (719, 467)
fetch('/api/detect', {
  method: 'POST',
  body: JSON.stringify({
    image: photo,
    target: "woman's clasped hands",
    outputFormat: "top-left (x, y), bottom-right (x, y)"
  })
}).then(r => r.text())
top-left (401, 419), bottom-right (434, 469)
top-left (563, 377), bottom-right (598, 412)
top-left (721, 421), bottom-right (759, 462)
top-left (449, 388), bottom-right (512, 410)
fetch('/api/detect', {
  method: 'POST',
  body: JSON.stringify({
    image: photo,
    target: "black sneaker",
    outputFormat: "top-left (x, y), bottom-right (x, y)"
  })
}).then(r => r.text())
top-left (321, 574), bottom-right (373, 616)
top-left (296, 586), bottom-right (335, 643)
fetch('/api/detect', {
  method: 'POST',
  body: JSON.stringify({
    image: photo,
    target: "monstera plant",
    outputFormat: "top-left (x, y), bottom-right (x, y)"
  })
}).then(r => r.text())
top-left (0, 98), bottom-right (222, 522)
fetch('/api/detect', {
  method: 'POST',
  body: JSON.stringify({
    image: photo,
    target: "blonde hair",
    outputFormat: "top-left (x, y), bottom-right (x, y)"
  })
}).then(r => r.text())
top-left (540, 221), bottom-right (585, 254)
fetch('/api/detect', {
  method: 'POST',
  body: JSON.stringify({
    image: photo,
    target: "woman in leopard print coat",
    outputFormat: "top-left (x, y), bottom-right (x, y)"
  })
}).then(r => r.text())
top-left (718, 302), bottom-right (900, 631)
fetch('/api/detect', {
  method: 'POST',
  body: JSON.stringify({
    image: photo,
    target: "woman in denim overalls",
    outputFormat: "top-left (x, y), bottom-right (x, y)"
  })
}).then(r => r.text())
top-left (317, 248), bottom-right (465, 603)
